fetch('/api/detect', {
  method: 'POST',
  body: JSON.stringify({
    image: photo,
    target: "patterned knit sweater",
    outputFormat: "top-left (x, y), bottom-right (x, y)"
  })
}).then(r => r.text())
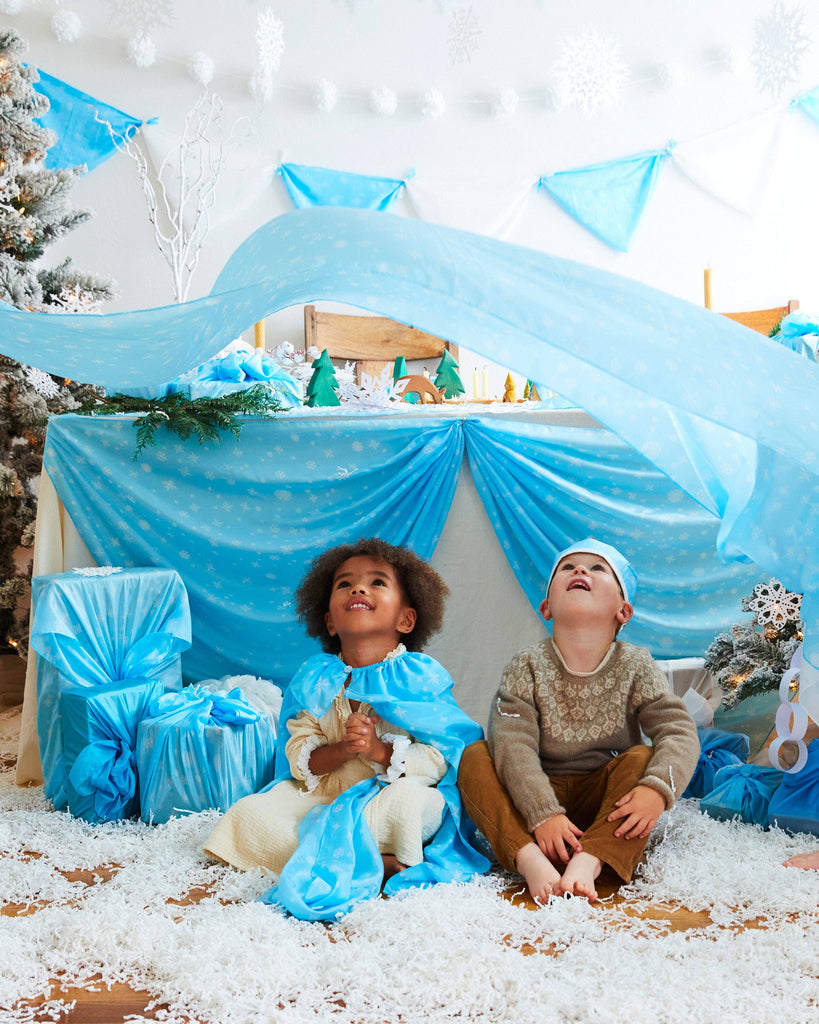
top-left (487, 638), bottom-right (699, 831)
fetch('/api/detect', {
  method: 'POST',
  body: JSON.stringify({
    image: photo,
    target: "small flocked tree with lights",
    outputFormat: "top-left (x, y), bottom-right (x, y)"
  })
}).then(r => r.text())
top-left (0, 28), bottom-right (114, 660)
top-left (704, 579), bottom-right (804, 709)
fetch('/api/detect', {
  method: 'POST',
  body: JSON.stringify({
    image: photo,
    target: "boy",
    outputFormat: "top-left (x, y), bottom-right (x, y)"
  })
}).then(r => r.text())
top-left (458, 538), bottom-right (699, 903)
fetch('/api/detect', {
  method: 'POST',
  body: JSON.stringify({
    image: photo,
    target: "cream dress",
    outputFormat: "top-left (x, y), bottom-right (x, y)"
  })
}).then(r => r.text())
top-left (204, 687), bottom-right (447, 874)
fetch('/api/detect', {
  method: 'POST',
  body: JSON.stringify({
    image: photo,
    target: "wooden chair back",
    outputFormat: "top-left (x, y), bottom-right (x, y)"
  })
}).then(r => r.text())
top-left (303, 304), bottom-right (457, 385)
top-left (721, 300), bottom-right (799, 336)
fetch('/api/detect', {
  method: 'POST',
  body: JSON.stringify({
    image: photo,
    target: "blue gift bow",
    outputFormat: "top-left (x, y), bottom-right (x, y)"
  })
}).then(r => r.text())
top-left (147, 684), bottom-right (262, 726)
top-left (196, 350), bottom-right (284, 384)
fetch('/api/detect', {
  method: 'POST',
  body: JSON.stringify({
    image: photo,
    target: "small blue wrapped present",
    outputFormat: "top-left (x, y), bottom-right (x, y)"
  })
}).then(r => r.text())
top-left (137, 685), bottom-right (277, 824)
top-left (683, 727), bottom-right (751, 799)
top-left (700, 763), bottom-right (784, 826)
top-left (767, 738), bottom-right (819, 836)
top-left (61, 678), bottom-right (164, 823)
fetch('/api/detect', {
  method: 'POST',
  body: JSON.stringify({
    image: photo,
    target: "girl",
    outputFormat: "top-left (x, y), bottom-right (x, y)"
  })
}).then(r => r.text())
top-left (204, 538), bottom-right (488, 920)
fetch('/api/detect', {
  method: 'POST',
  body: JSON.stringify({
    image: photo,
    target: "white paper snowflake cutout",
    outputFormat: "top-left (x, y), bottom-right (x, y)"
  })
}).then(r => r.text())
top-left (448, 6), bottom-right (481, 65)
top-left (747, 577), bottom-right (803, 627)
top-left (256, 7), bottom-right (285, 75)
top-left (751, 2), bottom-right (810, 98)
top-left (104, 0), bottom-right (175, 37)
top-left (51, 286), bottom-right (104, 315)
top-left (24, 366), bottom-right (61, 399)
top-left (551, 27), bottom-right (629, 116)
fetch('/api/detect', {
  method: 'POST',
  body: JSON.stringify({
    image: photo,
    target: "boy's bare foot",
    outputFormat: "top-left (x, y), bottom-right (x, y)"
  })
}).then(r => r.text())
top-left (515, 842), bottom-right (562, 905)
top-left (558, 851), bottom-right (602, 901)
top-left (783, 850), bottom-right (819, 870)
top-left (381, 854), bottom-right (407, 881)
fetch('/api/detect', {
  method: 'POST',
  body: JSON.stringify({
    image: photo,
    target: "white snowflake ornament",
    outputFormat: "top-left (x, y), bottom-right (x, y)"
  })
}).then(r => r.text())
top-left (104, 0), bottom-right (175, 36)
top-left (751, 1), bottom-right (810, 98)
top-left (52, 10), bottom-right (82, 43)
top-left (448, 6), bottom-right (481, 65)
top-left (24, 366), bottom-right (61, 399)
top-left (256, 7), bottom-right (285, 75)
top-left (551, 27), bottom-right (629, 116)
top-left (747, 578), bottom-right (803, 627)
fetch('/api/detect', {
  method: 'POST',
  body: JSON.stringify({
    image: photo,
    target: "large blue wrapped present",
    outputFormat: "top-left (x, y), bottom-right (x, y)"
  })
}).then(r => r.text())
top-left (767, 737), bottom-right (819, 836)
top-left (61, 678), bottom-right (163, 823)
top-left (700, 763), bottom-right (784, 826)
top-left (137, 685), bottom-right (277, 824)
top-left (30, 567), bottom-right (191, 810)
top-left (683, 727), bottom-right (750, 799)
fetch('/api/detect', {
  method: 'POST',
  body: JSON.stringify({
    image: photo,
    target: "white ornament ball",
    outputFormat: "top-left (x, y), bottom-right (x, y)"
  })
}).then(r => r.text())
top-left (0, 0), bottom-right (24, 14)
top-left (369, 85), bottom-right (398, 117)
top-left (250, 69), bottom-right (276, 103)
top-left (52, 10), bottom-right (82, 42)
top-left (655, 61), bottom-right (685, 91)
top-left (492, 87), bottom-right (519, 118)
top-left (189, 51), bottom-right (215, 87)
top-left (128, 35), bottom-right (157, 68)
top-left (716, 45), bottom-right (749, 75)
top-left (313, 78), bottom-right (338, 113)
top-left (419, 87), bottom-right (446, 119)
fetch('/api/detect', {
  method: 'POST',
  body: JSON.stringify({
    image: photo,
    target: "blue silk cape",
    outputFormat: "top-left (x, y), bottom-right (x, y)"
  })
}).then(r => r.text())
top-left (259, 650), bottom-right (489, 920)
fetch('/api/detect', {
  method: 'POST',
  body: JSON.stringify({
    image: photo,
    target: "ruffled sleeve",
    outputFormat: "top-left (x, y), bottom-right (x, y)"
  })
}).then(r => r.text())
top-left (285, 709), bottom-right (328, 792)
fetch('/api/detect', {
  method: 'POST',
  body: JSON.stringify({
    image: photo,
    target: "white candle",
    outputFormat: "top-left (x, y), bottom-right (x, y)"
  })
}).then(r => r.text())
top-left (472, 369), bottom-right (479, 398)
top-left (481, 367), bottom-right (489, 398)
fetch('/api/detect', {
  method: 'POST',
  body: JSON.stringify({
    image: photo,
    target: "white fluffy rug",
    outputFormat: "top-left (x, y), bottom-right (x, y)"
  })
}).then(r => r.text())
top-left (2, 786), bottom-right (819, 1024)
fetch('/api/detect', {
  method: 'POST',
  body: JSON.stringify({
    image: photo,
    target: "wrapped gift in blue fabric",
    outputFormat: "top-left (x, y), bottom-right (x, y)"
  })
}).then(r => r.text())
top-left (30, 567), bottom-right (191, 812)
top-left (186, 350), bottom-right (303, 408)
top-left (61, 678), bottom-right (163, 823)
top-left (767, 738), bottom-right (819, 836)
top-left (700, 763), bottom-right (784, 826)
top-left (683, 727), bottom-right (751, 799)
top-left (137, 685), bottom-right (277, 824)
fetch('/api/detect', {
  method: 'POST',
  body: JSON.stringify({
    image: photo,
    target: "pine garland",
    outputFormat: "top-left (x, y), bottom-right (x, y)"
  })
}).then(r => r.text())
top-left (76, 386), bottom-right (284, 459)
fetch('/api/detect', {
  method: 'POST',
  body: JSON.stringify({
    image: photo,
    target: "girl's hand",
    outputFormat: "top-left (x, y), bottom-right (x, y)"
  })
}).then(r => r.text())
top-left (343, 712), bottom-right (391, 765)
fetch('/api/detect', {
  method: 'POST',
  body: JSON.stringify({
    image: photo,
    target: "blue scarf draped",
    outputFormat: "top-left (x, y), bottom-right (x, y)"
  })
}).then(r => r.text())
top-left (259, 650), bottom-right (489, 920)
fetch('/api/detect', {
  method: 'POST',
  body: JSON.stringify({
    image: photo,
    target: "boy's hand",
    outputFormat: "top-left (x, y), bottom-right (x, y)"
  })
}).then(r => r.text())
top-left (343, 712), bottom-right (390, 765)
top-left (607, 785), bottom-right (665, 838)
top-left (533, 814), bottom-right (583, 864)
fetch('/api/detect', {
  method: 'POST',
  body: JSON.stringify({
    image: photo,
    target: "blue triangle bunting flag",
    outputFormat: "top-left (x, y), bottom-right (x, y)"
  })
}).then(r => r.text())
top-left (538, 147), bottom-right (669, 252)
top-left (795, 87), bottom-right (819, 124)
top-left (278, 162), bottom-right (409, 212)
top-left (33, 69), bottom-right (154, 172)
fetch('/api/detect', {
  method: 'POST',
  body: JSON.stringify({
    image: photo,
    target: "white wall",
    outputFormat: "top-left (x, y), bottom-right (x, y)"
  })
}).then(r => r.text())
top-left (7, 0), bottom-right (819, 393)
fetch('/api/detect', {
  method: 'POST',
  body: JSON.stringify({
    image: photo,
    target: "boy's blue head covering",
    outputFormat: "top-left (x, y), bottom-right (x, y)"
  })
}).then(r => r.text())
top-left (548, 538), bottom-right (637, 605)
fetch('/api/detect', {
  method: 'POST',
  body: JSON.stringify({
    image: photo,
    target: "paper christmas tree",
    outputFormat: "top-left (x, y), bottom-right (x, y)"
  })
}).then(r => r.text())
top-left (305, 349), bottom-right (340, 407)
top-left (434, 350), bottom-right (465, 399)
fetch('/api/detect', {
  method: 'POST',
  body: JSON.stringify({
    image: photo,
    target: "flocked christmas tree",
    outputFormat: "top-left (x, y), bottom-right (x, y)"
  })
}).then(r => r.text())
top-left (305, 349), bottom-right (340, 407)
top-left (703, 578), bottom-right (803, 709)
top-left (0, 28), bottom-right (115, 659)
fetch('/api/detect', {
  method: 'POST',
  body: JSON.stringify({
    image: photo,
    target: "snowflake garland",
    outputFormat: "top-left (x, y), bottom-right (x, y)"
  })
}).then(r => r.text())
top-left (448, 6), bottom-right (481, 65)
top-left (551, 26), bottom-right (629, 116)
top-left (23, 366), bottom-right (61, 399)
top-left (751, 1), bottom-right (810, 99)
top-left (747, 577), bottom-right (803, 628)
top-left (103, 0), bottom-right (176, 38)
top-left (255, 7), bottom-right (285, 76)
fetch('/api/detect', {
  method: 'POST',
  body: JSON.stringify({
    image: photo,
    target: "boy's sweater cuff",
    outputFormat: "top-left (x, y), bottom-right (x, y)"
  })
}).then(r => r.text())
top-left (639, 775), bottom-right (675, 809)
top-left (525, 801), bottom-right (565, 832)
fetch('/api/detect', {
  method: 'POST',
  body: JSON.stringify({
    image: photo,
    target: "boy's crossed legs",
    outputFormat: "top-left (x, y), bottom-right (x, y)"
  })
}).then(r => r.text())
top-left (458, 741), bottom-right (654, 902)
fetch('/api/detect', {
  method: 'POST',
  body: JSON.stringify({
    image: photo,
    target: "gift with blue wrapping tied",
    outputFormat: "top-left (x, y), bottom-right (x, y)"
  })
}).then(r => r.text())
top-left (61, 678), bottom-right (164, 822)
top-left (700, 763), bottom-right (784, 826)
top-left (137, 684), bottom-right (277, 824)
top-left (682, 727), bottom-right (751, 799)
top-left (30, 567), bottom-right (191, 811)
top-left (767, 738), bottom-right (819, 836)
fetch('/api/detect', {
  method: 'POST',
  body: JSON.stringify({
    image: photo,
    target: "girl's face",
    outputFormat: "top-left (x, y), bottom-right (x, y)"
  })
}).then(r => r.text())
top-left (324, 555), bottom-right (417, 646)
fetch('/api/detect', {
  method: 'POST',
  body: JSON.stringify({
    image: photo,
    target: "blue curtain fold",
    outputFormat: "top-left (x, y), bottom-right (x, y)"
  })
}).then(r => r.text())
top-left (30, 567), bottom-right (190, 809)
top-left (538, 147), bottom-right (669, 251)
top-left (33, 68), bottom-right (152, 172)
top-left (463, 416), bottom-right (761, 657)
top-left (277, 162), bottom-right (408, 211)
top-left (43, 412), bottom-right (464, 687)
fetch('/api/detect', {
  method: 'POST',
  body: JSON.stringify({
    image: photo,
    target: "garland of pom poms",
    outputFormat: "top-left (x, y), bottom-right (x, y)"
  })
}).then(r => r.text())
top-left (76, 385), bottom-right (282, 460)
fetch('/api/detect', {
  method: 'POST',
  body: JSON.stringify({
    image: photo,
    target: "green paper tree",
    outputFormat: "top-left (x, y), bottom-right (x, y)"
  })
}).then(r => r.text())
top-left (392, 355), bottom-right (417, 404)
top-left (305, 349), bottom-right (341, 407)
top-left (434, 349), bottom-right (464, 399)
top-left (0, 28), bottom-right (115, 660)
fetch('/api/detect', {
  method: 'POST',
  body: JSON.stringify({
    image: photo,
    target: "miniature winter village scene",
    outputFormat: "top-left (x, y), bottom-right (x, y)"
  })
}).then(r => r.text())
top-left (3, 1), bottom-right (819, 1022)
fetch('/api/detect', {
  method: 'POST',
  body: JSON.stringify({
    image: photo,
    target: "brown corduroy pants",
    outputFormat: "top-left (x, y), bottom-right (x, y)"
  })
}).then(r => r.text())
top-left (458, 740), bottom-right (655, 881)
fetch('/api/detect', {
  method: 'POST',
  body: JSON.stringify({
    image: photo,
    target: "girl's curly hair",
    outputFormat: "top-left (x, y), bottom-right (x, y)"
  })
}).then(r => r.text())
top-left (295, 538), bottom-right (449, 654)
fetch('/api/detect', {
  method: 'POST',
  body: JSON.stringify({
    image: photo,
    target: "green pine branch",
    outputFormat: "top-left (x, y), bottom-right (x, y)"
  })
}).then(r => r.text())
top-left (76, 385), bottom-right (284, 460)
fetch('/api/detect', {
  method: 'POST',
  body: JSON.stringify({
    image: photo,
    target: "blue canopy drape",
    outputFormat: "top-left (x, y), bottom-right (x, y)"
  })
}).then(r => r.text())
top-left (2, 206), bottom-right (818, 669)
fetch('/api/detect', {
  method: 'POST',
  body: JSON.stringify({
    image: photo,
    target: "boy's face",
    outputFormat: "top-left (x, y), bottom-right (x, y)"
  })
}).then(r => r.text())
top-left (324, 555), bottom-right (417, 644)
top-left (539, 552), bottom-right (633, 629)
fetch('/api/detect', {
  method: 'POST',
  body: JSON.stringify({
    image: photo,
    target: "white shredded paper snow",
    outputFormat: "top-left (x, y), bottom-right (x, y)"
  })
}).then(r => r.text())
top-left (1, 792), bottom-right (819, 1023)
